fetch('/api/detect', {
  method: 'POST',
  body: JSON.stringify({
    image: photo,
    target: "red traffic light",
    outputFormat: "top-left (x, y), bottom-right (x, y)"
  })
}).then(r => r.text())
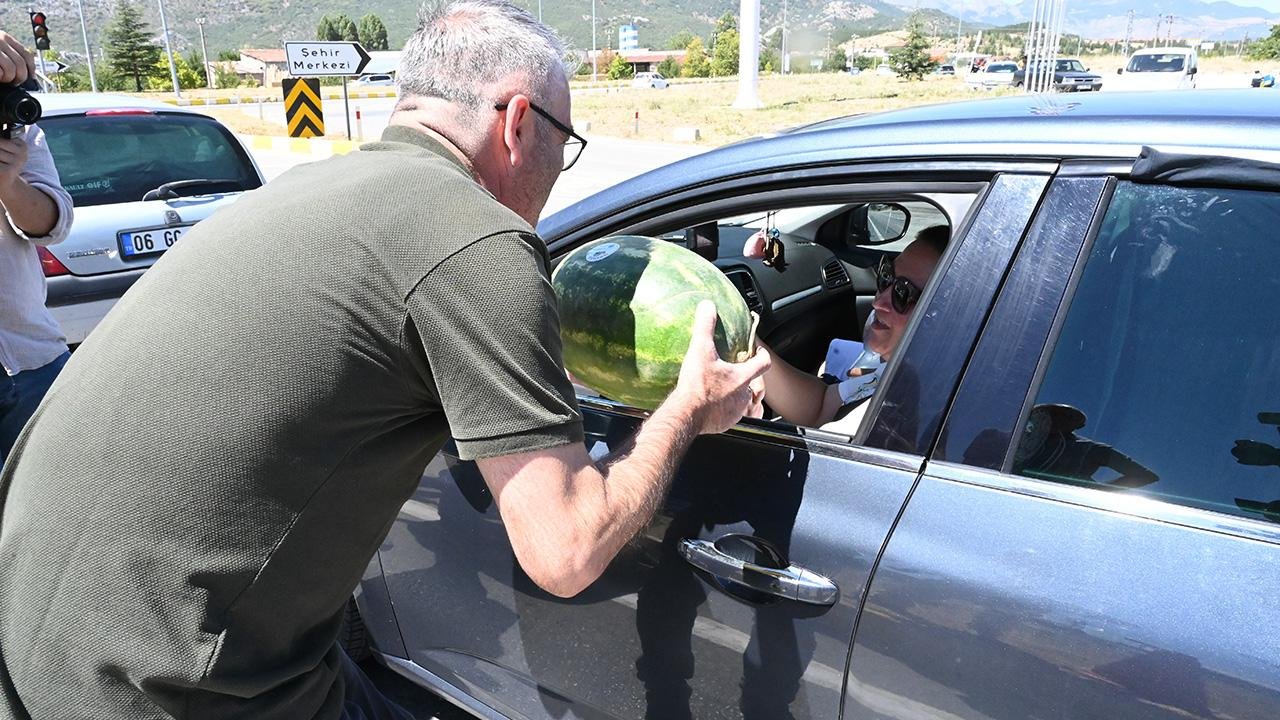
top-left (30, 11), bottom-right (49, 51)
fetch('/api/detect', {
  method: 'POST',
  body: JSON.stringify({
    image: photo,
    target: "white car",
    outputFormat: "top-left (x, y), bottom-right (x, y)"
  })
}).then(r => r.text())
top-left (1113, 47), bottom-right (1198, 91)
top-left (632, 72), bottom-right (669, 89)
top-left (966, 61), bottom-right (1019, 90)
top-left (875, 64), bottom-right (895, 77)
top-left (37, 94), bottom-right (264, 344)
top-left (353, 74), bottom-right (395, 87)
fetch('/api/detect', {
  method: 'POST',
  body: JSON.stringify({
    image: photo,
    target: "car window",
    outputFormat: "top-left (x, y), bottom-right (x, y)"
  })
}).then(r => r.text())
top-left (1013, 181), bottom-right (1280, 523)
top-left (1057, 60), bottom-right (1085, 72)
top-left (1127, 54), bottom-right (1186, 72)
top-left (989, 63), bottom-right (1017, 73)
top-left (42, 112), bottom-right (261, 207)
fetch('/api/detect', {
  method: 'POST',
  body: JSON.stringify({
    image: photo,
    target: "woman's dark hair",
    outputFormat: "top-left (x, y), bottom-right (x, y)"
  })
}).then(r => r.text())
top-left (914, 225), bottom-right (950, 257)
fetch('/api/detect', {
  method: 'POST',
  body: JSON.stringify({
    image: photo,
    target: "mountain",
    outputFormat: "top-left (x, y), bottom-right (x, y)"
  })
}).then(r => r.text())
top-left (0, 0), bottom-right (975, 62)
top-left (888, 0), bottom-right (1279, 40)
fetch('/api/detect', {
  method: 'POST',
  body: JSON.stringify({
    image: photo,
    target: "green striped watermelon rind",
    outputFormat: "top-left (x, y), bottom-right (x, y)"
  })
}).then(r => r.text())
top-left (553, 235), bottom-right (756, 410)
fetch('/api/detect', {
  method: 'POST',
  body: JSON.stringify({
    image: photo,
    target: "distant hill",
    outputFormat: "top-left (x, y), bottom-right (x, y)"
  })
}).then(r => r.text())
top-left (0, 0), bottom-right (977, 62)
top-left (890, 0), bottom-right (1279, 40)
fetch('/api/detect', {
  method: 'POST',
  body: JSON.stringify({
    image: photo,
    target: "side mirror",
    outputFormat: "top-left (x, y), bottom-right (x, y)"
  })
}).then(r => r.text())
top-left (1117, 68), bottom-right (1123, 75)
top-left (1189, 66), bottom-right (1198, 75)
top-left (684, 222), bottom-right (719, 261)
top-left (849, 202), bottom-right (911, 245)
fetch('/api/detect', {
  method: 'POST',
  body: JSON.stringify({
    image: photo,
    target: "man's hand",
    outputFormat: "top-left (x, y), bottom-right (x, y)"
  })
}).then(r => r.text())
top-left (0, 32), bottom-right (35, 86)
top-left (670, 301), bottom-right (771, 435)
top-left (743, 230), bottom-right (767, 259)
top-left (0, 134), bottom-right (29, 193)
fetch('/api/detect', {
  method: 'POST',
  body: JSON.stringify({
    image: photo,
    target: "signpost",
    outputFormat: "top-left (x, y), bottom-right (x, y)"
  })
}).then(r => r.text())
top-left (285, 41), bottom-right (371, 140)
top-left (282, 78), bottom-right (324, 138)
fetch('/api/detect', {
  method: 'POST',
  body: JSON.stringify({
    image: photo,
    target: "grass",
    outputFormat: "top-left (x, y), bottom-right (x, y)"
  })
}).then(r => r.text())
top-left (119, 54), bottom-right (1259, 145)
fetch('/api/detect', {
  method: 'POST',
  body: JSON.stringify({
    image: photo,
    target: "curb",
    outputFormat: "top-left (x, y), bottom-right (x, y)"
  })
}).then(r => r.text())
top-left (240, 134), bottom-right (362, 157)
top-left (165, 90), bottom-right (398, 107)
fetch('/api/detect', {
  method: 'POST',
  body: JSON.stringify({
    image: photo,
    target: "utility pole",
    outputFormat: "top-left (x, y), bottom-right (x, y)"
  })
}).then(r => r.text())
top-left (1122, 9), bottom-right (1134, 57)
top-left (1166, 15), bottom-right (1175, 45)
top-left (591, 0), bottom-right (597, 82)
top-left (196, 17), bottom-right (212, 89)
top-left (156, 0), bottom-right (181, 99)
top-left (75, 0), bottom-right (98, 91)
top-left (1153, 14), bottom-right (1162, 46)
top-left (781, 0), bottom-right (788, 74)
top-left (732, 0), bottom-right (761, 108)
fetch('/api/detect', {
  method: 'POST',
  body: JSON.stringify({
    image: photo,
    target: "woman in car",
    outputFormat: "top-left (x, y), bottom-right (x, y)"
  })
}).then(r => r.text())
top-left (746, 225), bottom-right (948, 431)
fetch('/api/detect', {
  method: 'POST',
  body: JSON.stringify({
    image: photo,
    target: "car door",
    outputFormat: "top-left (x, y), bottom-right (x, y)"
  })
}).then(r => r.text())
top-left (845, 163), bottom-right (1280, 718)
top-left (369, 168), bottom-right (1052, 720)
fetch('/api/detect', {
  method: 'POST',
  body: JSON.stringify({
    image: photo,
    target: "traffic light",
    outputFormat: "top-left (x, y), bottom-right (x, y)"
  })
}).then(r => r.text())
top-left (29, 11), bottom-right (49, 52)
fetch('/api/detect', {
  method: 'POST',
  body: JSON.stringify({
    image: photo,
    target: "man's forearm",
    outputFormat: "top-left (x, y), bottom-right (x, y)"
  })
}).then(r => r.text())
top-left (0, 177), bottom-right (58, 238)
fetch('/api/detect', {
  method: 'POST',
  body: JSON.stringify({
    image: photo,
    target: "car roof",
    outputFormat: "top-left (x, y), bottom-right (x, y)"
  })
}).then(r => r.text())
top-left (35, 92), bottom-right (209, 117)
top-left (542, 90), bottom-right (1280, 237)
top-left (1131, 47), bottom-right (1194, 55)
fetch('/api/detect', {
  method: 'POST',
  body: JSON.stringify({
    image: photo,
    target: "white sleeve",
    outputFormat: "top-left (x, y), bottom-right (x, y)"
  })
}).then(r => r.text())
top-left (7, 123), bottom-right (74, 246)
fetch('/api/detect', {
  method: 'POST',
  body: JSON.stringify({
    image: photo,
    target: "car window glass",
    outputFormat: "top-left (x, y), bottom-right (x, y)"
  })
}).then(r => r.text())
top-left (1127, 54), bottom-right (1186, 72)
top-left (42, 113), bottom-right (261, 207)
top-left (1013, 181), bottom-right (1280, 523)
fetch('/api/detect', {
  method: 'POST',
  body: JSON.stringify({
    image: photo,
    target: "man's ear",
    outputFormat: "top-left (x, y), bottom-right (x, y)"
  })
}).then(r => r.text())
top-left (500, 95), bottom-right (534, 169)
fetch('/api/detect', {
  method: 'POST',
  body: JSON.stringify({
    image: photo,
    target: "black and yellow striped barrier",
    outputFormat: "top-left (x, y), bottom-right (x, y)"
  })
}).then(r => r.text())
top-left (283, 78), bottom-right (325, 138)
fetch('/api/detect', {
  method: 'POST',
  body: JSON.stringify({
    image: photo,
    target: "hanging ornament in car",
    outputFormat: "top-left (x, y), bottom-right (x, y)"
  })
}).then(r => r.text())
top-left (762, 212), bottom-right (787, 272)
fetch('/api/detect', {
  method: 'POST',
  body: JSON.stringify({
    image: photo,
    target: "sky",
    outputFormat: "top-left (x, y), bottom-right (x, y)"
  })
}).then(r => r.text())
top-left (1226, 0), bottom-right (1280, 11)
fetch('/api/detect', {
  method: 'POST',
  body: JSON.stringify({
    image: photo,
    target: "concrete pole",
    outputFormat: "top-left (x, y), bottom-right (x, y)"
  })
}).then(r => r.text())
top-left (591, 0), bottom-right (597, 82)
top-left (196, 17), bottom-right (212, 89)
top-left (75, 0), bottom-right (98, 92)
top-left (156, 0), bottom-right (181, 99)
top-left (732, 0), bottom-right (761, 109)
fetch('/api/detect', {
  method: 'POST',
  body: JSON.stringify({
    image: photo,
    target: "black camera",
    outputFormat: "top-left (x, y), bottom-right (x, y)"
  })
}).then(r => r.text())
top-left (0, 84), bottom-right (42, 138)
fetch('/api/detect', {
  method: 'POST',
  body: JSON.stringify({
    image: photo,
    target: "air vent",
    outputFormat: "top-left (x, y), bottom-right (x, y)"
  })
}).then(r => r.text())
top-left (726, 271), bottom-right (764, 313)
top-left (822, 258), bottom-right (851, 289)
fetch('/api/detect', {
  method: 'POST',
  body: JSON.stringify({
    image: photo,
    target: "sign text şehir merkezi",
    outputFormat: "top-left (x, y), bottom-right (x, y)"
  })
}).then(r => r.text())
top-left (284, 41), bottom-right (372, 77)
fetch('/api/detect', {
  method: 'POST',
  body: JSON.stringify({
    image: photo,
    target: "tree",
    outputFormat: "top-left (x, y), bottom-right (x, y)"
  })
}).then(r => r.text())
top-left (217, 49), bottom-right (240, 62)
top-left (358, 14), bottom-right (389, 50)
top-left (656, 56), bottom-right (681, 78)
top-left (316, 15), bottom-right (340, 41)
top-left (606, 53), bottom-right (633, 80)
top-left (594, 48), bottom-right (617, 77)
top-left (759, 47), bottom-right (779, 73)
top-left (667, 30), bottom-right (696, 51)
top-left (823, 48), bottom-right (848, 73)
top-left (710, 28), bottom-right (739, 77)
top-left (332, 14), bottom-right (360, 43)
top-left (712, 12), bottom-right (736, 46)
top-left (680, 37), bottom-right (711, 78)
top-left (1247, 24), bottom-right (1280, 60)
top-left (147, 53), bottom-right (202, 91)
top-left (888, 13), bottom-right (938, 81)
top-left (104, 0), bottom-right (161, 92)
top-left (184, 49), bottom-right (208, 88)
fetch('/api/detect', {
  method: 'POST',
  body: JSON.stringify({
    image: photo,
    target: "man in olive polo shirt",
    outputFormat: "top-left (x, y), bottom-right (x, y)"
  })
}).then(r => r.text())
top-left (0, 2), bottom-right (769, 719)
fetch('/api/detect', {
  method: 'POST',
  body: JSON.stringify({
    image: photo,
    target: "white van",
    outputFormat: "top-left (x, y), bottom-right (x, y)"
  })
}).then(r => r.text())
top-left (1114, 47), bottom-right (1198, 90)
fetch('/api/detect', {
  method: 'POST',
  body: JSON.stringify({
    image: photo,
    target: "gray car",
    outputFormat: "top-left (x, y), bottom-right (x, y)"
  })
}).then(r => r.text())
top-left (353, 90), bottom-right (1280, 719)
top-left (34, 94), bottom-right (263, 344)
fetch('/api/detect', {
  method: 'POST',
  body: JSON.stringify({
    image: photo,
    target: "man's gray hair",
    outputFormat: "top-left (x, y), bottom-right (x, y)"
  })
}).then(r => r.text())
top-left (399, 1), bottom-right (567, 118)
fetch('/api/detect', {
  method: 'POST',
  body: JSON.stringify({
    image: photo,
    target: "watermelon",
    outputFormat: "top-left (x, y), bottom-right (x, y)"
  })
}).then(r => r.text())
top-left (552, 235), bottom-right (756, 410)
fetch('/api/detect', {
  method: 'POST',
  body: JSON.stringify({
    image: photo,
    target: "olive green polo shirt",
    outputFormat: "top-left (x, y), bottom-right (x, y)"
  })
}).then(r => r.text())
top-left (0, 126), bottom-right (582, 719)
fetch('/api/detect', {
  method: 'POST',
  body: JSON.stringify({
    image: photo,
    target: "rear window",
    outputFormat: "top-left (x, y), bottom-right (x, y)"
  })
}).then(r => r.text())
top-left (41, 112), bottom-right (261, 207)
top-left (989, 63), bottom-right (1017, 73)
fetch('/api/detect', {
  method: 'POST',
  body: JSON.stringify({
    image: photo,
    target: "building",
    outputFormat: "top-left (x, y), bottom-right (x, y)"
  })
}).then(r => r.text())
top-left (236, 49), bottom-right (288, 87)
top-left (585, 48), bottom-right (686, 75)
top-left (619, 24), bottom-right (640, 51)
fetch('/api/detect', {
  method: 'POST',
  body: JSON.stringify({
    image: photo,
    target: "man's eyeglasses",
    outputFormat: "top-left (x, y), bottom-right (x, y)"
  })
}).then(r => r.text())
top-left (494, 100), bottom-right (587, 171)
top-left (875, 255), bottom-right (924, 314)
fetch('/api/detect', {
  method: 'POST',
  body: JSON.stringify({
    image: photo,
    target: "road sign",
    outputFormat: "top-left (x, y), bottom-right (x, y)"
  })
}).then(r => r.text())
top-left (283, 78), bottom-right (324, 138)
top-left (285, 41), bottom-right (370, 77)
top-left (35, 58), bottom-right (66, 74)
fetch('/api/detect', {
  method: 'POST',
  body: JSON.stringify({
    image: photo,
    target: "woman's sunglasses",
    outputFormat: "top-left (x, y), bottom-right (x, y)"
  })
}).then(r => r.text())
top-left (875, 255), bottom-right (924, 314)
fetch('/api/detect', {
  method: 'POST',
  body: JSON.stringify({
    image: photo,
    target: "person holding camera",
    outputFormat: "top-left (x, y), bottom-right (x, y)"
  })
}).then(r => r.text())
top-left (0, 30), bottom-right (73, 464)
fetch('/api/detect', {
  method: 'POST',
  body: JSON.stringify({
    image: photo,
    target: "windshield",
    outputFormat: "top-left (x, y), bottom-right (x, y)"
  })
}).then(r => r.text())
top-left (41, 112), bottom-right (261, 207)
top-left (1057, 59), bottom-right (1086, 72)
top-left (989, 63), bottom-right (1017, 73)
top-left (1127, 53), bottom-right (1187, 72)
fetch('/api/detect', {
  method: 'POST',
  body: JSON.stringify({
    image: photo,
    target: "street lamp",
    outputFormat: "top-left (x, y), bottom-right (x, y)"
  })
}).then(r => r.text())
top-left (196, 17), bottom-right (212, 89)
top-left (155, 0), bottom-right (181, 98)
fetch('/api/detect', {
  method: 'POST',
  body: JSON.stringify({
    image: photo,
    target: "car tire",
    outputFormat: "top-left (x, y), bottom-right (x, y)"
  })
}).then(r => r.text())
top-left (339, 597), bottom-right (371, 662)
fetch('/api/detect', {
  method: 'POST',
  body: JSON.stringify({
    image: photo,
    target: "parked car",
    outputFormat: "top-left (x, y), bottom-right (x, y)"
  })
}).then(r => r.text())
top-left (934, 63), bottom-right (956, 75)
top-left (875, 63), bottom-right (895, 76)
top-left (847, 65), bottom-right (861, 76)
top-left (1012, 57), bottom-right (1102, 91)
top-left (36, 94), bottom-right (264, 344)
top-left (631, 72), bottom-right (669, 89)
top-left (965, 60), bottom-right (1019, 89)
top-left (353, 73), bottom-right (395, 87)
top-left (352, 90), bottom-right (1280, 720)
top-left (1114, 47), bottom-right (1198, 90)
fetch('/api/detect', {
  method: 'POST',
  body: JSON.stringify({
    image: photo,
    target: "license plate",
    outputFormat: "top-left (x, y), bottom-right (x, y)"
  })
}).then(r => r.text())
top-left (1078, 85), bottom-right (1093, 91)
top-left (118, 223), bottom-right (193, 260)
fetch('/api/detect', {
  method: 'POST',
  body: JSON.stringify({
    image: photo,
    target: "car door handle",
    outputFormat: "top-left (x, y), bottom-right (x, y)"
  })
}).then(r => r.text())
top-left (678, 538), bottom-right (839, 606)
